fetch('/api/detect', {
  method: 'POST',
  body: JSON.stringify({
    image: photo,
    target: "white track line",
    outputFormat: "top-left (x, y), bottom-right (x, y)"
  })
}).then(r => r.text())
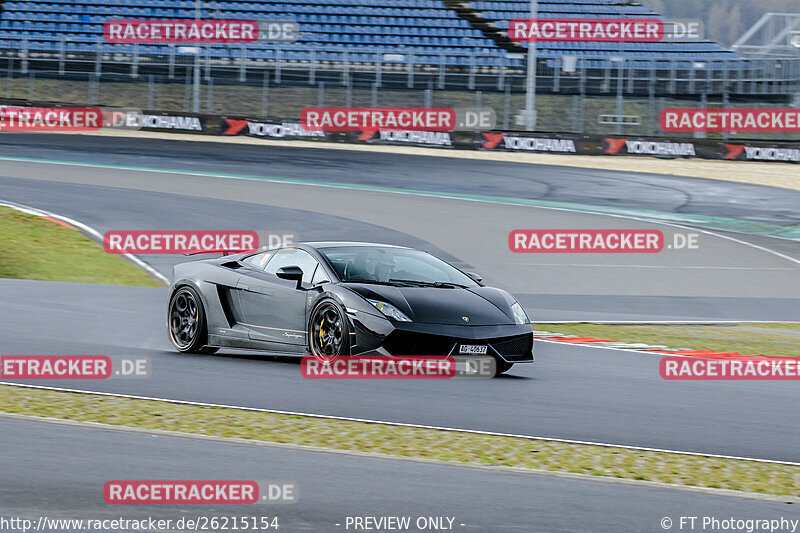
top-left (534, 338), bottom-right (709, 358)
top-left (536, 337), bottom-right (747, 356)
top-left (2, 382), bottom-right (797, 466)
top-left (0, 199), bottom-right (169, 285)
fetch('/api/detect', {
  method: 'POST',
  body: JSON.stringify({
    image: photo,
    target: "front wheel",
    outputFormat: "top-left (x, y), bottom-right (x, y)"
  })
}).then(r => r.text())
top-left (168, 286), bottom-right (215, 354)
top-left (308, 300), bottom-right (350, 360)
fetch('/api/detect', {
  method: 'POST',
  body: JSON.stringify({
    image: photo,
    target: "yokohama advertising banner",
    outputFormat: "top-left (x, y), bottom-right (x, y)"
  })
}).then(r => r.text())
top-left (475, 130), bottom-right (799, 163)
top-left (479, 132), bottom-right (580, 153)
top-left (602, 137), bottom-right (697, 158)
top-left (221, 117), bottom-right (327, 140)
top-left (356, 129), bottom-right (455, 148)
top-left (107, 110), bottom-right (205, 132)
top-left (723, 143), bottom-right (800, 163)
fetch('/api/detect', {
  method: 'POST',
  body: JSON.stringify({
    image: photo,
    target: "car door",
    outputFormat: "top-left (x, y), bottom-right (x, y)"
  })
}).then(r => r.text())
top-left (236, 248), bottom-right (319, 348)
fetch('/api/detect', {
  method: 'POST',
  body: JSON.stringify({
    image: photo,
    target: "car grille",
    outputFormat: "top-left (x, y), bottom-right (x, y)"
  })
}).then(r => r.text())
top-left (491, 334), bottom-right (532, 357)
top-left (382, 331), bottom-right (457, 356)
top-left (382, 331), bottom-right (532, 359)
top-left (490, 334), bottom-right (534, 361)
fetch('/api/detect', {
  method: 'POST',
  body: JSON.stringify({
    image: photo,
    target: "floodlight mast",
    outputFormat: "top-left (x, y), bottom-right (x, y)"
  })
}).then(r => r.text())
top-left (524, 0), bottom-right (537, 131)
top-left (193, 0), bottom-right (201, 113)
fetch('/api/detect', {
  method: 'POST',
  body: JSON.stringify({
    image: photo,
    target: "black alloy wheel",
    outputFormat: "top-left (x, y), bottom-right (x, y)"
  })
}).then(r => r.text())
top-left (309, 301), bottom-right (349, 359)
top-left (168, 286), bottom-right (217, 354)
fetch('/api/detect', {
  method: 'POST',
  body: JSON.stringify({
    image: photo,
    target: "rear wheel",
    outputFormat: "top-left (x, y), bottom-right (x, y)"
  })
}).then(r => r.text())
top-left (309, 300), bottom-right (350, 360)
top-left (168, 286), bottom-right (216, 354)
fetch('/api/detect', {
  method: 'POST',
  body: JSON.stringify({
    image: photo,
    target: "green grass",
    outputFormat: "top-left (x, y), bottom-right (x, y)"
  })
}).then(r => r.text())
top-left (0, 384), bottom-right (798, 498)
top-left (0, 206), bottom-right (162, 287)
top-left (534, 323), bottom-right (800, 357)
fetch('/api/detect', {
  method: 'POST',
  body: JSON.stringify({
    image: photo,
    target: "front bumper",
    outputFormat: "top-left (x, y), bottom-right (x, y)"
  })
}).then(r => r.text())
top-left (350, 312), bottom-right (534, 363)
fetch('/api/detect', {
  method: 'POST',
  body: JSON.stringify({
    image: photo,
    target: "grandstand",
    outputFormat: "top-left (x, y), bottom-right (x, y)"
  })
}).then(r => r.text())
top-left (0, 0), bottom-right (796, 121)
top-left (0, 0), bottom-right (744, 69)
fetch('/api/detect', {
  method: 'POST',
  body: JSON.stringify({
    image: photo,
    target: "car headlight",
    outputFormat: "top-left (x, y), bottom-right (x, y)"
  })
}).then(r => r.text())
top-left (366, 299), bottom-right (411, 322)
top-left (511, 302), bottom-right (529, 325)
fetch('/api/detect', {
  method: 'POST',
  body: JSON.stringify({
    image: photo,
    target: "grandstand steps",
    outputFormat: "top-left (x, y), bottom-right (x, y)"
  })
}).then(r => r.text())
top-left (442, 0), bottom-right (524, 54)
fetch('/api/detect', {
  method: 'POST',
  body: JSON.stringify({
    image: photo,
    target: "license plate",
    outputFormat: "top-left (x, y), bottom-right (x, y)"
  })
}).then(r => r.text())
top-left (459, 344), bottom-right (488, 355)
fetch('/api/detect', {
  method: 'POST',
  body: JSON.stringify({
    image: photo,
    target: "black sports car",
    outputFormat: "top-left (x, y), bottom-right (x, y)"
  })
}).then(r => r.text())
top-left (167, 242), bottom-right (534, 374)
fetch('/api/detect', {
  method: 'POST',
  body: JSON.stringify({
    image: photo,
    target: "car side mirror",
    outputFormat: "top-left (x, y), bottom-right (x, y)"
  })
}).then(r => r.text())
top-left (276, 266), bottom-right (304, 289)
top-left (467, 272), bottom-right (483, 283)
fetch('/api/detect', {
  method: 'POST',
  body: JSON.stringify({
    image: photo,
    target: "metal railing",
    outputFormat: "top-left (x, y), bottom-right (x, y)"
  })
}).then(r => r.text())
top-left (5, 40), bottom-right (800, 95)
top-left (2, 40), bottom-right (799, 140)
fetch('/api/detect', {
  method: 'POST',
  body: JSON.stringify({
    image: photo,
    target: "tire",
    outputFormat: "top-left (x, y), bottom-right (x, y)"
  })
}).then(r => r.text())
top-left (167, 286), bottom-right (214, 354)
top-left (308, 300), bottom-right (351, 360)
top-left (495, 359), bottom-right (514, 376)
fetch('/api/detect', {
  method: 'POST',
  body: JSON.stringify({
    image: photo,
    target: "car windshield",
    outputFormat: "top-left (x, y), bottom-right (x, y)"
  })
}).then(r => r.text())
top-left (319, 247), bottom-right (478, 287)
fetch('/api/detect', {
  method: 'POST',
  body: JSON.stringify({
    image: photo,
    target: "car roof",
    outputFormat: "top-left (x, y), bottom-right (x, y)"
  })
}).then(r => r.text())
top-left (302, 242), bottom-right (411, 250)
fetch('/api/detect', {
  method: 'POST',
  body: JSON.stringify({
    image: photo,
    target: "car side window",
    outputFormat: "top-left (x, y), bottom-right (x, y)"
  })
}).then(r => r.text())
top-left (242, 251), bottom-right (273, 270)
top-left (265, 249), bottom-right (319, 284)
top-left (311, 264), bottom-right (331, 285)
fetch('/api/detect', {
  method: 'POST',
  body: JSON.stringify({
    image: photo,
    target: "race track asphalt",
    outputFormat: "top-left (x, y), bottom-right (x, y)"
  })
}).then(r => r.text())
top-left (2, 133), bottom-right (800, 227)
top-left (0, 136), bottom-right (799, 321)
top-left (1, 134), bottom-right (799, 526)
top-left (2, 278), bottom-right (799, 462)
top-left (1, 416), bottom-right (794, 533)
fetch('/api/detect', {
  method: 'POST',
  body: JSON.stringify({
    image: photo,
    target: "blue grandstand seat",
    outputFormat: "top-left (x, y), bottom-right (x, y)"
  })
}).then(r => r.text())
top-left (0, 0), bottom-right (740, 68)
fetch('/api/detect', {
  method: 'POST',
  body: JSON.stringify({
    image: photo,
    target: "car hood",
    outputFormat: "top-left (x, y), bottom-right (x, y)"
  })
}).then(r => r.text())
top-left (343, 283), bottom-right (517, 325)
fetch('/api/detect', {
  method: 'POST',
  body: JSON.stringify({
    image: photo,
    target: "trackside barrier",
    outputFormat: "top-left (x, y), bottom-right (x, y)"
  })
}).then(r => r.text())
top-left (218, 114), bottom-right (800, 163)
top-left (2, 99), bottom-right (797, 163)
